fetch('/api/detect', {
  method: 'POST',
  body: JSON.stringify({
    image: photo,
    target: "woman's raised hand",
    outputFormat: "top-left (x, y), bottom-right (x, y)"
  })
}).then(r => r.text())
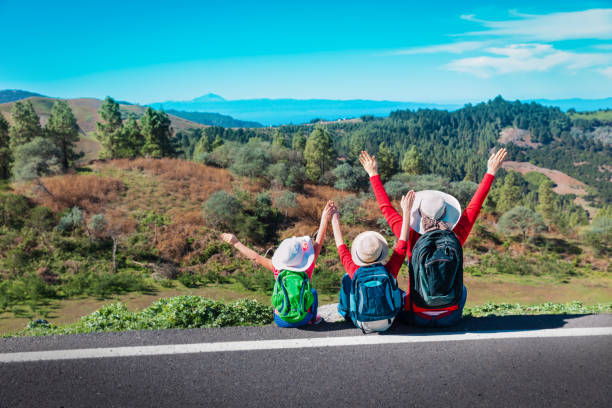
top-left (401, 190), bottom-right (415, 215)
top-left (359, 151), bottom-right (378, 177)
top-left (220, 233), bottom-right (238, 245)
top-left (487, 148), bottom-right (508, 176)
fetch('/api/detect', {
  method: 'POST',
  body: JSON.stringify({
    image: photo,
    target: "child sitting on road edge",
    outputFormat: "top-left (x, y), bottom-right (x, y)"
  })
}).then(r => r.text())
top-left (221, 201), bottom-right (334, 327)
top-left (331, 192), bottom-right (414, 332)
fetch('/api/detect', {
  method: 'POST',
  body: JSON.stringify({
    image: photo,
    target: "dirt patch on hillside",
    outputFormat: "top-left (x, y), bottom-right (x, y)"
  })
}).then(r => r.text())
top-left (502, 161), bottom-right (587, 196)
top-left (499, 127), bottom-right (541, 148)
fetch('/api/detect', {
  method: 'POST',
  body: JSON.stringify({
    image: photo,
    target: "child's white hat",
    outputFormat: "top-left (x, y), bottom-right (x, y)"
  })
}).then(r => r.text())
top-left (272, 236), bottom-right (315, 272)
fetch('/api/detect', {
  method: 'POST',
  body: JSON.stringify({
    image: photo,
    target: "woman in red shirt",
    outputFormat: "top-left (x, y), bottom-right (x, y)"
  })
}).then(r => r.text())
top-left (359, 148), bottom-right (507, 326)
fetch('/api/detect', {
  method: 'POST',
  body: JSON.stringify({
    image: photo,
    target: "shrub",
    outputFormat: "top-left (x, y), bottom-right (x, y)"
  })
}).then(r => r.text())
top-left (55, 206), bottom-right (84, 233)
top-left (497, 206), bottom-right (547, 242)
top-left (204, 191), bottom-right (242, 229)
top-left (383, 180), bottom-right (410, 199)
top-left (581, 217), bottom-right (612, 255)
top-left (230, 140), bottom-right (271, 178)
top-left (0, 192), bottom-right (31, 228)
top-left (450, 180), bottom-right (478, 207)
top-left (199, 142), bottom-right (241, 168)
top-left (274, 191), bottom-right (297, 216)
top-left (25, 206), bottom-right (55, 232)
top-left (336, 194), bottom-right (364, 225)
top-left (333, 163), bottom-right (367, 191)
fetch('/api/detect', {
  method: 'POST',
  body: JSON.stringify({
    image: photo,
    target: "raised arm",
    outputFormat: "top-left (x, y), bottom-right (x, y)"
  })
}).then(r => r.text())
top-left (385, 191), bottom-right (414, 278)
top-left (313, 201), bottom-right (334, 258)
top-left (453, 148), bottom-right (508, 245)
top-left (220, 233), bottom-right (274, 272)
top-left (331, 206), bottom-right (359, 277)
top-left (360, 150), bottom-right (404, 238)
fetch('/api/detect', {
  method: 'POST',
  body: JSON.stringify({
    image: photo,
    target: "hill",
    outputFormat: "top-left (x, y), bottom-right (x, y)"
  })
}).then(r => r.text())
top-left (0, 89), bottom-right (45, 104)
top-left (0, 97), bottom-right (206, 161)
top-left (165, 109), bottom-right (263, 128)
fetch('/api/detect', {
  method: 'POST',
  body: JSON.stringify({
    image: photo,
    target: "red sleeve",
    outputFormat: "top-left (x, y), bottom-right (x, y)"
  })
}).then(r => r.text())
top-left (453, 173), bottom-right (495, 245)
top-left (384, 240), bottom-right (408, 278)
top-left (337, 244), bottom-right (359, 279)
top-left (370, 175), bottom-right (403, 238)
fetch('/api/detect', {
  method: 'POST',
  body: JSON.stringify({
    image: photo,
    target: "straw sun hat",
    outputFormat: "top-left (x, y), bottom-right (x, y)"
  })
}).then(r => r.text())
top-left (410, 190), bottom-right (462, 234)
top-left (272, 236), bottom-right (315, 272)
top-left (351, 231), bottom-right (389, 267)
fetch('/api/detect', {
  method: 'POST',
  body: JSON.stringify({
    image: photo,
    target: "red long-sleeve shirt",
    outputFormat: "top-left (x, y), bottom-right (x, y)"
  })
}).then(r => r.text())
top-left (370, 173), bottom-right (495, 260)
top-left (337, 240), bottom-right (408, 279)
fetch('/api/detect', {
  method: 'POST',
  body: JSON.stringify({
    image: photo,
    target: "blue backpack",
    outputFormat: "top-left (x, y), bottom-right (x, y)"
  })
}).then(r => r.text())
top-left (349, 264), bottom-right (403, 333)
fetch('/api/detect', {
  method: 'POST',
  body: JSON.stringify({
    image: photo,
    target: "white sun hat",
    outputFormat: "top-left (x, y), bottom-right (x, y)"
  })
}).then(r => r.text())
top-left (351, 231), bottom-right (389, 267)
top-left (410, 190), bottom-right (462, 234)
top-left (272, 236), bottom-right (315, 272)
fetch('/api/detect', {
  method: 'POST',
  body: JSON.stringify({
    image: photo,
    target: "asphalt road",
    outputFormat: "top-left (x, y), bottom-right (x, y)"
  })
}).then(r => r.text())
top-left (1, 314), bottom-right (611, 408)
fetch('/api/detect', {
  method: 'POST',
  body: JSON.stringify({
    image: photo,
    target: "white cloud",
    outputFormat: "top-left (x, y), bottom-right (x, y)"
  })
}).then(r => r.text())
top-left (389, 41), bottom-right (485, 55)
top-left (446, 43), bottom-right (611, 77)
top-left (460, 8), bottom-right (612, 41)
top-left (600, 66), bottom-right (612, 78)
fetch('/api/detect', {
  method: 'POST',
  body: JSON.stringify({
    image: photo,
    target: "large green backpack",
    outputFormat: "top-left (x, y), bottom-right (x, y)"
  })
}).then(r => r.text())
top-left (271, 270), bottom-right (314, 323)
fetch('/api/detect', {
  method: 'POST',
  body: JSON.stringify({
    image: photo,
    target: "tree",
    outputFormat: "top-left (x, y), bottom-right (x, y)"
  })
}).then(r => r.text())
top-left (12, 137), bottom-right (61, 182)
top-left (204, 191), bottom-right (242, 229)
top-left (229, 140), bottom-right (270, 178)
top-left (96, 97), bottom-right (123, 159)
top-left (0, 116), bottom-right (11, 179)
top-left (272, 131), bottom-right (289, 148)
top-left (274, 191), bottom-right (297, 216)
top-left (376, 141), bottom-right (398, 181)
top-left (581, 217), bottom-right (611, 255)
top-left (119, 113), bottom-right (143, 158)
top-left (401, 146), bottom-right (426, 175)
top-left (45, 100), bottom-right (80, 171)
top-left (497, 206), bottom-right (546, 242)
top-left (537, 180), bottom-right (555, 223)
top-left (304, 126), bottom-right (336, 181)
top-left (9, 100), bottom-right (42, 151)
top-left (497, 172), bottom-right (525, 213)
top-left (332, 163), bottom-right (367, 191)
top-left (141, 108), bottom-right (177, 158)
top-left (291, 130), bottom-right (306, 151)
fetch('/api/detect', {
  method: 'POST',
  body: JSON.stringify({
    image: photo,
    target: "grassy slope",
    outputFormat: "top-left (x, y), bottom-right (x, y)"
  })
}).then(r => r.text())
top-left (1, 159), bottom-right (610, 334)
top-left (0, 97), bottom-right (206, 161)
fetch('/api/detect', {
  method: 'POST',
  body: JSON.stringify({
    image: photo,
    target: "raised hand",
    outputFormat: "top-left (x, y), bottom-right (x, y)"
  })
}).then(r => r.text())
top-left (220, 233), bottom-right (238, 246)
top-left (359, 150), bottom-right (378, 177)
top-left (400, 190), bottom-right (415, 215)
top-left (321, 200), bottom-right (335, 223)
top-left (487, 148), bottom-right (508, 176)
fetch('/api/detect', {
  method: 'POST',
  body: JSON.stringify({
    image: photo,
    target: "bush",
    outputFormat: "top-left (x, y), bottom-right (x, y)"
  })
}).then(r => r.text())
top-left (336, 194), bottom-right (364, 225)
top-left (582, 217), bottom-right (612, 255)
top-left (333, 163), bottom-right (367, 191)
top-left (55, 206), bottom-right (84, 233)
top-left (0, 192), bottom-right (31, 228)
top-left (383, 180), bottom-right (411, 199)
top-left (230, 140), bottom-right (271, 178)
top-left (198, 141), bottom-right (240, 168)
top-left (497, 206), bottom-right (547, 242)
top-left (204, 191), bottom-right (242, 229)
top-left (25, 206), bottom-right (55, 232)
top-left (450, 180), bottom-right (478, 207)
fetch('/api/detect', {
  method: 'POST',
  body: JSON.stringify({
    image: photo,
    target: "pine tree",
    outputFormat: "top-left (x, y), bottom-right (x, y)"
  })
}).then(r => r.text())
top-left (0, 116), bottom-right (11, 179)
top-left (272, 131), bottom-right (289, 148)
top-left (497, 172), bottom-right (524, 213)
top-left (119, 113), bottom-right (143, 158)
top-left (401, 146), bottom-right (426, 175)
top-left (537, 180), bottom-right (555, 223)
top-left (46, 100), bottom-right (80, 171)
top-left (96, 97), bottom-right (122, 159)
top-left (8, 100), bottom-right (42, 151)
top-left (304, 126), bottom-right (336, 181)
top-left (141, 108), bottom-right (176, 158)
top-left (291, 130), bottom-right (306, 151)
top-left (376, 141), bottom-right (398, 181)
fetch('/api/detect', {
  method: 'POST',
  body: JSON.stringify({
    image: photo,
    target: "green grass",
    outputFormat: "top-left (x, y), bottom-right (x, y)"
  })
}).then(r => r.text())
top-left (463, 301), bottom-right (612, 317)
top-left (3, 296), bottom-right (274, 338)
top-left (569, 110), bottom-right (612, 121)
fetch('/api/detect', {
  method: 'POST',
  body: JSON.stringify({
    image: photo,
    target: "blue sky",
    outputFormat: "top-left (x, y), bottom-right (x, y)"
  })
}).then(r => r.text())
top-left (1, 0), bottom-right (611, 104)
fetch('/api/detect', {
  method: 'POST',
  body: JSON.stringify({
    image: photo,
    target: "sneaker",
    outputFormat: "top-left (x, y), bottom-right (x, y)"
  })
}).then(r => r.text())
top-left (310, 314), bottom-right (323, 325)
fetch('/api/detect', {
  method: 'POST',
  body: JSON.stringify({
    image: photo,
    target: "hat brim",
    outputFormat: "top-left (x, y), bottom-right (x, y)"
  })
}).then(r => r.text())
top-left (271, 237), bottom-right (316, 272)
top-left (410, 190), bottom-right (462, 235)
top-left (350, 231), bottom-right (389, 267)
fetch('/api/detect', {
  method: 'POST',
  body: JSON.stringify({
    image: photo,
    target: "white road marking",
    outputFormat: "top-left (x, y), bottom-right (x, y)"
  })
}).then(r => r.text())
top-left (1, 327), bottom-right (611, 363)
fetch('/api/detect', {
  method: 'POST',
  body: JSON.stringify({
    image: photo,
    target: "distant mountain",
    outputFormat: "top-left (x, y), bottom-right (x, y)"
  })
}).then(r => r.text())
top-left (530, 98), bottom-right (612, 112)
top-left (149, 95), bottom-right (462, 126)
top-left (0, 89), bottom-right (45, 104)
top-left (166, 109), bottom-right (263, 128)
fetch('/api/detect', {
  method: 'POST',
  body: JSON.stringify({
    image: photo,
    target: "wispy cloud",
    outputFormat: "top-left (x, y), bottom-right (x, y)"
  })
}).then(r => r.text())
top-left (600, 66), bottom-right (612, 78)
top-left (389, 41), bottom-right (485, 55)
top-left (460, 8), bottom-right (612, 41)
top-left (446, 43), bottom-right (611, 78)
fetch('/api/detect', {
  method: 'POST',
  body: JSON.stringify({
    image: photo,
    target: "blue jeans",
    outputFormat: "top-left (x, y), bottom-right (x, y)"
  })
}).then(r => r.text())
top-left (274, 288), bottom-right (318, 328)
top-left (411, 286), bottom-right (467, 328)
top-left (337, 273), bottom-right (406, 321)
